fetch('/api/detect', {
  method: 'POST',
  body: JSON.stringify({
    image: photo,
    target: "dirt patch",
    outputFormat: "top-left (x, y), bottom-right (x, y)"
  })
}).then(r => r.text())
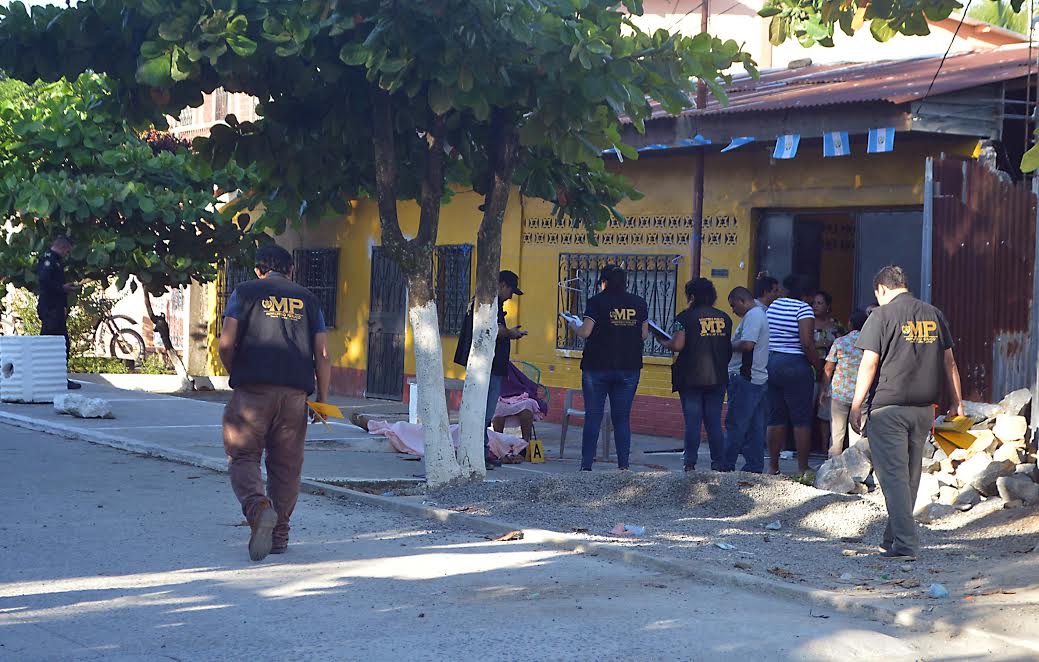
top-left (430, 470), bottom-right (1039, 601)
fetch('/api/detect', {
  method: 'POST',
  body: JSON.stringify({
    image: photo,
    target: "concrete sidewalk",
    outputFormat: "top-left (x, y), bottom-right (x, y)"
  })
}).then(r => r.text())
top-left (1, 380), bottom-right (797, 482)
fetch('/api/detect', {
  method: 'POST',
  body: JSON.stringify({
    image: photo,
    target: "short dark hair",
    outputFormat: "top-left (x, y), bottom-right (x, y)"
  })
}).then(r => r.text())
top-left (754, 276), bottom-right (778, 298)
top-left (255, 244), bottom-right (293, 275)
top-left (849, 309), bottom-right (868, 331)
top-left (599, 265), bottom-right (627, 293)
top-left (685, 278), bottom-right (717, 306)
top-left (728, 286), bottom-right (754, 302)
top-left (814, 290), bottom-right (833, 307)
top-left (872, 265), bottom-right (908, 291)
top-left (783, 274), bottom-right (812, 300)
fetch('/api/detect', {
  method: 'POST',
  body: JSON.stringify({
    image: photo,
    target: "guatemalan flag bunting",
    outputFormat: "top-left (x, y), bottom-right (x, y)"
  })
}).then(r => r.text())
top-left (868, 127), bottom-right (895, 153)
top-left (823, 131), bottom-right (851, 157)
top-left (773, 134), bottom-right (799, 159)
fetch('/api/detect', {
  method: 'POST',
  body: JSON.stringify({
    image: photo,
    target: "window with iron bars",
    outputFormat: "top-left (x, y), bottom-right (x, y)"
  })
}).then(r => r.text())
top-left (213, 87), bottom-right (228, 122)
top-left (293, 248), bottom-right (339, 328)
top-left (557, 253), bottom-right (679, 357)
top-left (215, 260), bottom-right (254, 336)
top-left (433, 244), bottom-right (473, 335)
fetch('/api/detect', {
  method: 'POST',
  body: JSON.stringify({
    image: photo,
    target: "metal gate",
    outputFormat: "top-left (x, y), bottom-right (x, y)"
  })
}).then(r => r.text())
top-left (366, 247), bottom-right (407, 400)
top-left (924, 155), bottom-right (1037, 402)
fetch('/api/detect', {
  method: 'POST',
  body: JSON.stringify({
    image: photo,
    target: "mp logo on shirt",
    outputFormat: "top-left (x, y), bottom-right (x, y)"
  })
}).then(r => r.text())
top-left (262, 296), bottom-right (305, 321)
top-left (699, 317), bottom-right (727, 336)
top-left (609, 308), bottom-right (638, 326)
top-left (901, 320), bottom-right (938, 344)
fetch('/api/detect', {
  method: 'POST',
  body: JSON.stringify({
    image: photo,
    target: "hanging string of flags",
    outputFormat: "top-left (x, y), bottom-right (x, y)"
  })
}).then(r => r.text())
top-left (605, 127), bottom-right (896, 161)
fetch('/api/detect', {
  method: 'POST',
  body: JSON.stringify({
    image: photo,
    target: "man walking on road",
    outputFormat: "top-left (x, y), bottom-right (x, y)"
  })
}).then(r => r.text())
top-left (219, 245), bottom-right (331, 561)
top-left (36, 234), bottom-right (81, 390)
top-left (851, 265), bottom-right (963, 561)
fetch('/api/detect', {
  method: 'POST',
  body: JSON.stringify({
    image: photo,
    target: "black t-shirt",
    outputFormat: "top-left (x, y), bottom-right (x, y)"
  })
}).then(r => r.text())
top-left (492, 302), bottom-right (510, 376)
top-left (671, 305), bottom-right (733, 391)
top-left (36, 249), bottom-right (67, 310)
top-left (855, 292), bottom-right (953, 409)
top-left (226, 275), bottom-right (323, 394)
top-left (580, 290), bottom-right (649, 371)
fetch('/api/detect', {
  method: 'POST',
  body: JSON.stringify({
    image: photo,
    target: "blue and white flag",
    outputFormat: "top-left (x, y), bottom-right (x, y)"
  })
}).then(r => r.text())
top-left (637, 143), bottom-right (669, 152)
top-left (867, 127), bottom-right (895, 153)
top-left (823, 131), bottom-right (851, 157)
top-left (674, 135), bottom-right (712, 148)
top-left (773, 134), bottom-right (799, 160)
top-left (721, 136), bottom-right (755, 153)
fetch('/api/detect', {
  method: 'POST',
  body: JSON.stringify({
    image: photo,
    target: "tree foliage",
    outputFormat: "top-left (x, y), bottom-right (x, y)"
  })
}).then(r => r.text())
top-left (0, 72), bottom-right (256, 297)
top-left (759, 0), bottom-right (1026, 47)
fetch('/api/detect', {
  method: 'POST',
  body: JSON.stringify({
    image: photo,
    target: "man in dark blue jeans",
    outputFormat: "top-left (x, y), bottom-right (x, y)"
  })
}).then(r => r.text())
top-left (569, 265), bottom-right (648, 471)
top-left (722, 287), bottom-right (770, 472)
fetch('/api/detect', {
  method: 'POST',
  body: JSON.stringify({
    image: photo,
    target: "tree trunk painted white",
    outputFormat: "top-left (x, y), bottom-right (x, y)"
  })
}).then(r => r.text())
top-left (409, 297), bottom-right (463, 487)
top-left (457, 298), bottom-right (498, 478)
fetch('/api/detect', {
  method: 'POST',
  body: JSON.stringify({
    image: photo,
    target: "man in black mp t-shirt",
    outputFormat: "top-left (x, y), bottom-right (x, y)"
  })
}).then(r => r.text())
top-left (850, 265), bottom-right (963, 561)
top-left (219, 246), bottom-right (332, 561)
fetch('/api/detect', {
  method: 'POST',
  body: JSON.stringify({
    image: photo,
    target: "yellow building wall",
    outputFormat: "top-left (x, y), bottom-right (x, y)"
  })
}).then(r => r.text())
top-left (206, 134), bottom-right (978, 405)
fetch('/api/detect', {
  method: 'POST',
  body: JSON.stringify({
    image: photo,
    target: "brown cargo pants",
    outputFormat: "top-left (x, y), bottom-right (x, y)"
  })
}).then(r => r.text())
top-left (223, 384), bottom-right (308, 548)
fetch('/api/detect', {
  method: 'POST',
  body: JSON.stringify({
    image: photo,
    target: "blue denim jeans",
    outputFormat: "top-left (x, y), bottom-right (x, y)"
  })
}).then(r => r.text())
top-left (581, 369), bottom-right (640, 470)
top-left (679, 383), bottom-right (727, 470)
top-left (484, 374), bottom-right (503, 451)
top-left (722, 375), bottom-right (768, 473)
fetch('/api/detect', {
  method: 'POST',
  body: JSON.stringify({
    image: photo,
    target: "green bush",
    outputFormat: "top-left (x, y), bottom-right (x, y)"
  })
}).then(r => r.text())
top-left (69, 357), bottom-right (130, 374)
top-left (9, 287), bottom-right (103, 359)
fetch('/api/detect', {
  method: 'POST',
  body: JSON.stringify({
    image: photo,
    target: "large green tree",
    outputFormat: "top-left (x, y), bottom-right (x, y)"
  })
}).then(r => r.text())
top-left (0, 0), bottom-right (755, 485)
top-left (0, 72), bottom-right (256, 372)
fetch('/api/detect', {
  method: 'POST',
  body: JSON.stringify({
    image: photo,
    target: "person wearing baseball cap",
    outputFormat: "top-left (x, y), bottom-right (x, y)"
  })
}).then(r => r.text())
top-left (454, 270), bottom-right (527, 468)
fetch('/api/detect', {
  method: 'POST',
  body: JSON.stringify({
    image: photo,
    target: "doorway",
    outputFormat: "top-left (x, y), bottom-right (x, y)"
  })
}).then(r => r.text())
top-left (758, 209), bottom-right (923, 316)
top-left (366, 247), bottom-right (407, 400)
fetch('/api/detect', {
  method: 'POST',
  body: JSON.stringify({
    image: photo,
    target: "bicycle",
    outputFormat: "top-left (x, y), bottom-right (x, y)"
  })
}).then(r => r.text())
top-left (91, 297), bottom-right (146, 362)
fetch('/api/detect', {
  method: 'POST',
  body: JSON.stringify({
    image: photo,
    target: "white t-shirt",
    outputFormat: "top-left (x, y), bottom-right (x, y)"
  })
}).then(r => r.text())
top-left (728, 303), bottom-right (770, 385)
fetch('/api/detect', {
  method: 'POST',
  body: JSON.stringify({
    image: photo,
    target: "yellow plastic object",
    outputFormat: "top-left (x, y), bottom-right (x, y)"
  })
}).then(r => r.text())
top-left (527, 440), bottom-right (545, 463)
top-left (934, 429), bottom-right (975, 452)
top-left (934, 416), bottom-right (972, 433)
top-left (307, 401), bottom-right (345, 419)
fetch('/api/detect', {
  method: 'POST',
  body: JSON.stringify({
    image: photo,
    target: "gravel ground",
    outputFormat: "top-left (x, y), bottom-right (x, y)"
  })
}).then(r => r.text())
top-left (429, 470), bottom-right (1039, 601)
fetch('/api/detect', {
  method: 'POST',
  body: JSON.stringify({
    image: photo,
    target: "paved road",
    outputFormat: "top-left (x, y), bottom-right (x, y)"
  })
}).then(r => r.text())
top-left (0, 425), bottom-right (1026, 661)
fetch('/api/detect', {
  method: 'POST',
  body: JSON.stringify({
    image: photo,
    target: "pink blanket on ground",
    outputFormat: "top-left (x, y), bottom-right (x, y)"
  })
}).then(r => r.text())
top-left (366, 420), bottom-right (527, 460)
top-left (493, 394), bottom-right (545, 426)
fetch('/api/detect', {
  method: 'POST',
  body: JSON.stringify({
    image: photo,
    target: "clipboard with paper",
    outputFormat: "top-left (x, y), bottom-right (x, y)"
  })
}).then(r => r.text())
top-left (307, 401), bottom-right (345, 431)
top-left (647, 319), bottom-right (672, 342)
top-left (559, 312), bottom-right (583, 326)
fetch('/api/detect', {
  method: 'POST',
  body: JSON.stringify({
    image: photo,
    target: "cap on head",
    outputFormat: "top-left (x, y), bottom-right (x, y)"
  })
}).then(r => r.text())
top-left (499, 270), bottom-right (522, 295)
top-left (255, 244), bottom-right (293, 276)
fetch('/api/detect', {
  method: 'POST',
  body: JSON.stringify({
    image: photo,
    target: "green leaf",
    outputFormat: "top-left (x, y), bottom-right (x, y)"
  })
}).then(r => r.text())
top-left (227, 34), bottom-right (258, 57)
top-left (339, 44), bottom-right (368, 66)
top-left (381, 57), bottom-right (407, 73)
top-left (758, 6), bottom-right (782, 18)
top-left (869, 18), bottom-right (898, 42)
top-left (1021, 142), bottom-right (1039, 173)
top-left (428, 83), bottom-right (453, 115)
top-left (136, 52), bottom-right (172, 87)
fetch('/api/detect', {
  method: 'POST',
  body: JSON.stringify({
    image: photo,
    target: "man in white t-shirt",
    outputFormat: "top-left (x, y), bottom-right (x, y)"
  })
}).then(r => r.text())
top-left (721, 287), bottom-right (770, 472)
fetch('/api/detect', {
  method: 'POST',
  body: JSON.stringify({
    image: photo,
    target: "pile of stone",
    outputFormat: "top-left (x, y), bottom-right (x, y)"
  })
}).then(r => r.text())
top-left (814, 388), bottom-right (1037, 523)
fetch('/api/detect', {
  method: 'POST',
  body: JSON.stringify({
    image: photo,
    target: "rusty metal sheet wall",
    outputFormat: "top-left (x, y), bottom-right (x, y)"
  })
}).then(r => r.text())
top-left (931, 156), bottom-right (1037, 401)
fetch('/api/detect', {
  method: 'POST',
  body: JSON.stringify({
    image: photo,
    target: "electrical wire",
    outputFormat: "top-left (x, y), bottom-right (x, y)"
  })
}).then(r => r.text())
top-left (916, 0), bottom-right (975, 115)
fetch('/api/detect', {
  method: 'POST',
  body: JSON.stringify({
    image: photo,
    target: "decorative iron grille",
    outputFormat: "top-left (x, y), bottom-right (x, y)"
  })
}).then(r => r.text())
top-left (293, 248), bottom-right (340, 328)
top-left (433, 244), bottom-right (473, 335)
top-left (215, 260), bottom-right (254, 336)
top-left (213, 87), bottom-right (228, 122)
top-left (556, 253), bottom-right (680, 357)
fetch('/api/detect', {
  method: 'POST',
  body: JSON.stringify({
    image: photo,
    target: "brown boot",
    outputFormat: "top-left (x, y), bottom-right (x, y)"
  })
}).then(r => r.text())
top-left (248, 503), bottom-right (278, 562)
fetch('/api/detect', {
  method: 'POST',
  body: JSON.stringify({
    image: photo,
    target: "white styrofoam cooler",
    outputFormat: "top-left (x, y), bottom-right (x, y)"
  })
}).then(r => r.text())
top-left (0, 335), bottom-right (67, 403)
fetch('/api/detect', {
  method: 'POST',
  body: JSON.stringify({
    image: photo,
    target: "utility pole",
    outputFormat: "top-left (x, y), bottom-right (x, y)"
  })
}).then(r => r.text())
top-left (690, 0), bottom-right (709, 278)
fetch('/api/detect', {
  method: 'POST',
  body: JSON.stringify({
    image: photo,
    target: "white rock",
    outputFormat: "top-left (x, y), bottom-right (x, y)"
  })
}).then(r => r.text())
top-left (952, 485), bottom-right (982, 509)
top-left (815, 466), bottom-right (857, 494)
top-left (993, 443), bottom-right (1026, 465)
top-left (915, 502), bottom-right (958, 523)
top-left (934, 471), bottom-right (960, 488)
top-left (914, 473), bottom-right (941, 512)
top-left (1014, 463), bottom-right (1039, 482)
top-left (963, 401), bottom-right (1002, 420)
top-left (53, 394), bottom-right (114, 419)
top-left (842, 443), bottom-right (873, 482)
top-left (957, 453), bottom-right (1016, 497)
top-left (998, 388), bottom-right (1032, 417)
top-left (992, 415), bottom-right (1028, 444)
top-left (996, 474), bottom-right (1039, 505)
top-left (966, 430), bottom-right (998, 456)
top-left (949, 448), bottom-right (970, 462)
top-left (937, 485), bottom-right (958, 506)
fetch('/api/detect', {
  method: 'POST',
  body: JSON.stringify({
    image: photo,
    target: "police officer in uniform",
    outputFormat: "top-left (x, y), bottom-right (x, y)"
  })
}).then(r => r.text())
top-left (36, 234), bottom-right (80, 390)
top-left (219, 245), bottom-right (331, 561)
top-left (850, 265), bottom-right (963, 561)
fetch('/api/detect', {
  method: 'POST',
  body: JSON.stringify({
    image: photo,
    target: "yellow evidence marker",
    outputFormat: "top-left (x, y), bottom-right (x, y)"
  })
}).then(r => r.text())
top-left (527, 439), bottom-right (545, 463)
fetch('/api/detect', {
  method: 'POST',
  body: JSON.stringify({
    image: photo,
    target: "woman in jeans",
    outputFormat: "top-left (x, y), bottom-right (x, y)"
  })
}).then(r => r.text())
top-left (765, 275), bottom-right (819, 477)
top-left (568, 265), bottom-right (648, 471)
top-left (662, 278), bottom-right (732, 471)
